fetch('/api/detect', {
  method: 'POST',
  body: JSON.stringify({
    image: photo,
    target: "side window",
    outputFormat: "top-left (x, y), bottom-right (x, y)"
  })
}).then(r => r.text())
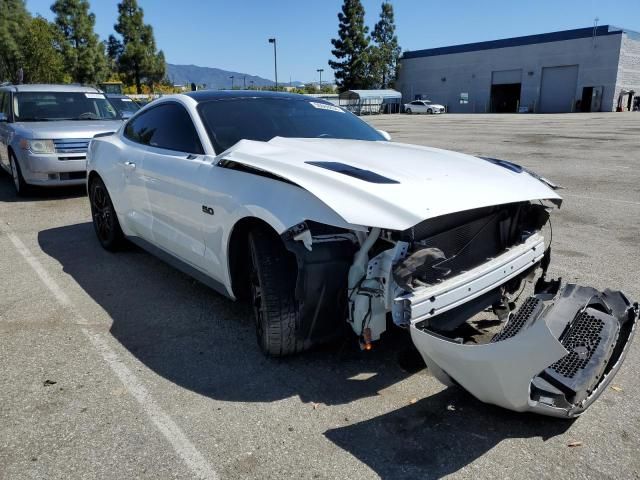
top-left (411, 101), bottom-right (420, 105)
top-left (123, 103), bottom-right (203, 154)
top-left (0, 92), bottom-right (10, 118)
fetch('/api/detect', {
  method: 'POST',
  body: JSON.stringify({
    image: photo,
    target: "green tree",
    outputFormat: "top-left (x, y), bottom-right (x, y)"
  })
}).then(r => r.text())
top-left (0, 0), bottom-right (31, 82)
top-left (112, 0), bottom-right (165, 94)
top-left (370, 2), bottom-right (401, 88)
top-left (20, 16), bottom-right (66, 83)
top-left (329, 0), bottom-right (371, 91)
top-left (51, 0), bottom-right (107, 84)
top-left (106, 34), bottom-right (123, 72)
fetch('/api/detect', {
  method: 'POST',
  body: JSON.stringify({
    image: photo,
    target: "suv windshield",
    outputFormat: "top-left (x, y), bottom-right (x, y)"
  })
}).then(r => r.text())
top-left (109, 96), bottom-right (140, 115)
top-left (13, 91), bottom-right (119, 121)
top-left (197, 97), bottom-right (384, 152)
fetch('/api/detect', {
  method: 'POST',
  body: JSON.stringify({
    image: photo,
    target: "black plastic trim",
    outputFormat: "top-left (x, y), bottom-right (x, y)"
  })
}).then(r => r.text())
top-left (305, 161), bottom-right (400, 184)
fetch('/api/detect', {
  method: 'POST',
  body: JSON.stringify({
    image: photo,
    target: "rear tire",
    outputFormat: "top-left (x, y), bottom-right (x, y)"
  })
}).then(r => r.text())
top-left (9, 152), bottom-right (30, 196)
top-left (248, 227), bottom-right (303, 356)
top-left (89, 176), bottom-right (125, 251)
top-left (406, 108), bottom-right (412, 114)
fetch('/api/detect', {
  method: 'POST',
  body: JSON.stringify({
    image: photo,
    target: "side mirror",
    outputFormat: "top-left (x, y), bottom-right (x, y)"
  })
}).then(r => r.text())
top-left (0, 112), bottom-right (8, 122)
top-left (377, 129), bottom-right (391, 141)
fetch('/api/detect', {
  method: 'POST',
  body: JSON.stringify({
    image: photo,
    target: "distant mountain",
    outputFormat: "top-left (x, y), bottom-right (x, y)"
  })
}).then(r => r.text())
top-left (167, 63), bottom-right (301, 90)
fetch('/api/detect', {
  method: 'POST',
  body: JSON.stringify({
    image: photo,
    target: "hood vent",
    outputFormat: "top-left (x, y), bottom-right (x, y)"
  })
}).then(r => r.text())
top-left (305, 161), bottom-right (399, 184)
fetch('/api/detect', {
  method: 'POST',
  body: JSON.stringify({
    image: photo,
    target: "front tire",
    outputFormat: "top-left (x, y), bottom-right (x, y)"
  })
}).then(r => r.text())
top-left (427, 108), bottom-right (433, 114)
top-left (248, 227), bottom-right (303, 357)
top-left (89, 176), bottom-right (124, 251)
top-left (9, 152), bottom-right (30, 196)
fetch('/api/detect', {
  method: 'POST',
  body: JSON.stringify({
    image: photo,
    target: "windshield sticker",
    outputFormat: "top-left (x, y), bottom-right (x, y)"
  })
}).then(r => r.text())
top-left (309, 102), bottom-right (344, 113)
top-left (85, 93), bottom-right (105, 99)
top-left (121, 98), bottom-right (133, 102)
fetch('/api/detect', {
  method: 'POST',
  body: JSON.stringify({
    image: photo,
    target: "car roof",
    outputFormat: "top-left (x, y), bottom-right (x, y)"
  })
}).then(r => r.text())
top-left (0, 84), bottom-right (101, 93)
top-left (184, 89), bottom-right (325, 103)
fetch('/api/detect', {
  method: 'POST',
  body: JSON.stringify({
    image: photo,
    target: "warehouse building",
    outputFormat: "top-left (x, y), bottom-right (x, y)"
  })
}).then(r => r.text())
top-left (397, 25), bottom-right (640, 113)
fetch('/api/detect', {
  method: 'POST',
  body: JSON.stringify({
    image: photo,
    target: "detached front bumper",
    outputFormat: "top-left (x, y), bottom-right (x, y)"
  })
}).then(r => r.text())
top-left (410, 284), bottom-right (637, 418)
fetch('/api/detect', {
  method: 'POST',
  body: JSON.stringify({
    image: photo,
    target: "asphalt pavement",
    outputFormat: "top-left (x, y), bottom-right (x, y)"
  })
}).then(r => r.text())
top-left (1, 112), bottom-right (639, 479)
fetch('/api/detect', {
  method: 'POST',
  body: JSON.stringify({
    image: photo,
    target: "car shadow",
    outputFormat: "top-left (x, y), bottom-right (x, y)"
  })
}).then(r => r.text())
top-left (38, 221), bottom-right (417, 406)
top-left (38, 221), bottom-right (573, 477)
top-left (324, 388), bottom-right (573, 479)
top-left (0, 174), bottom-right (86, 202)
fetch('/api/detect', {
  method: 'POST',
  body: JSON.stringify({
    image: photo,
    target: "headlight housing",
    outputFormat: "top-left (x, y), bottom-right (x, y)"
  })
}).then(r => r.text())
top-left (20, 139), bottom-right (56, 154)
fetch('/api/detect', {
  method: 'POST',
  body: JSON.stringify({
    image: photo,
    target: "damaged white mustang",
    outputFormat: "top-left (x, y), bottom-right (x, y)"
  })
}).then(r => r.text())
top-left (87, 91), bottom-right (637, 418)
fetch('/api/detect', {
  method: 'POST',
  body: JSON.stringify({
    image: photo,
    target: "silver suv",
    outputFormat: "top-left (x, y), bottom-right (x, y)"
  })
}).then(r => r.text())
top-left (0, 84), bottom-right (123, 195)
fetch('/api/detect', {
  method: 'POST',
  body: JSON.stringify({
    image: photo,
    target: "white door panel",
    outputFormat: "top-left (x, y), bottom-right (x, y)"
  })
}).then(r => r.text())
top-left (120, 144), bottom-right (152, 239)
top-left (143, 148), bottom-right (208, 267)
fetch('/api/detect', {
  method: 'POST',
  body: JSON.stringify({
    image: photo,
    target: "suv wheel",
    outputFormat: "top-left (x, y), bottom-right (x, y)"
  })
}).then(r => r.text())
top-left (89, 176), bottom-right (125, 251)
top-left (248, 226), bottom-right (304, 356)
top-left (9, 152), bottom-right (30, 196)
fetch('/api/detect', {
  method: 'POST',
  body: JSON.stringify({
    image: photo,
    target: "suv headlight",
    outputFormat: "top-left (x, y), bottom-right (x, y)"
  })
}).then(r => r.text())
top-left (20, 139), bottom-right (56, 154)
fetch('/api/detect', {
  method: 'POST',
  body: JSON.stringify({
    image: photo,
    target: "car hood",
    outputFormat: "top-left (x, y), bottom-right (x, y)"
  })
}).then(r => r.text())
top-left (13, 120), bottom-right (123, 139)
top-left (219, 137), bottom-right (562, 230)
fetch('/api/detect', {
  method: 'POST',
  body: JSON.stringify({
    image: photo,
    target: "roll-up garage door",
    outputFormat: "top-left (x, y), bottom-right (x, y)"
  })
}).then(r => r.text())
top-left (490, 69), bottom-right (522, 113)
top-left (539, 65), bottom-right (579, 113)
top-left (492, 69), bottom-right (522, 85)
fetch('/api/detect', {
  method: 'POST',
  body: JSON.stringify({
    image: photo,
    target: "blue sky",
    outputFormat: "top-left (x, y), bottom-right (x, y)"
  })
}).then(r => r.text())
top-left (25, 0), bottom-right (640, 83)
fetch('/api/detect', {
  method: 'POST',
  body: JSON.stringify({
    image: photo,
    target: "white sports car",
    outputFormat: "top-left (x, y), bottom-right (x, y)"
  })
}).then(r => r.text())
top-left (87, 91), bottom-right (636, 418)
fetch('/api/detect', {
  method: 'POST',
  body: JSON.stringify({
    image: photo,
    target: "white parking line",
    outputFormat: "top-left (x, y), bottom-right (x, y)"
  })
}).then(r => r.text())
top-left (2, 228), bottom-right (218, 480)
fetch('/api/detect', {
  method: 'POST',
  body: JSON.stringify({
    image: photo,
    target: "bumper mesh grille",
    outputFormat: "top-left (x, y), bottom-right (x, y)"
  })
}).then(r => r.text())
top-left (550, 311), bottom-right (604, 379)
top-left (492, 297), bottom-right (542, 342)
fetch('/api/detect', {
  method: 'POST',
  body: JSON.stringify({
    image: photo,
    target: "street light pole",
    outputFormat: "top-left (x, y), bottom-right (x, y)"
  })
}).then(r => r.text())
top-left (317, 68), bottom-right (324, 91)
top-left (268, 37), bottom-right (278, 90)
top-left (229, 75), bottom-right (234, 89)
top-left (243, 76), bottom-right (246, 89)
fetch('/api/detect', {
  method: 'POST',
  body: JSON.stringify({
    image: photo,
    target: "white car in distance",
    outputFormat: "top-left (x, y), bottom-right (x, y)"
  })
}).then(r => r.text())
top-left (404, 100), bottom-right (446, 114)
top-left (86, 91), bottom-right (636, 418)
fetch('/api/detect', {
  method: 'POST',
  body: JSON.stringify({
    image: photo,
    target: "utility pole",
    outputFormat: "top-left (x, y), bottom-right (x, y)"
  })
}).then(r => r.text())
top-left (243, 76), bottom-right (246, 89)
top-left (268, 37), bottom-right (278, 90)
top-left (317, 68), bottom-right (324, 91)
top-left (229, 75), bottom-right (234, 89)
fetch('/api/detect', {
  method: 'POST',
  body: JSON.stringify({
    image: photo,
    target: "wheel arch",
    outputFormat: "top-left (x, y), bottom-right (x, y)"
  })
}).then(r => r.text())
top-left (6, 144), bottom-right (16, 170)
top-left (227, 216), bottom-right (287, 301)
top-left (7, 144), bottom-right (19, 167)
top-left (87, 169), bottom-right (101, 186)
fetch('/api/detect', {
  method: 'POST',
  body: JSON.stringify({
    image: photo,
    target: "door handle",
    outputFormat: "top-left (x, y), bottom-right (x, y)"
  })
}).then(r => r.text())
top-left (124, 161), bottom-right (136, 170)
